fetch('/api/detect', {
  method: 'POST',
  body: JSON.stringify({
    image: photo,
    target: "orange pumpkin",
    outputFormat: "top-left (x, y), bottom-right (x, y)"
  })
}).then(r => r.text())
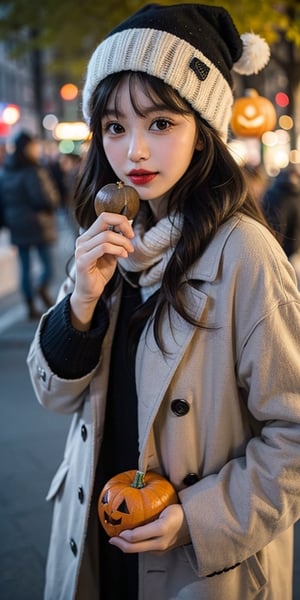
top-left (98, 470), bottom-right (178, 537)
top-left (94, 180), bottom-right (140, 220)
top-left (230, 89), bottom-right (277, 138)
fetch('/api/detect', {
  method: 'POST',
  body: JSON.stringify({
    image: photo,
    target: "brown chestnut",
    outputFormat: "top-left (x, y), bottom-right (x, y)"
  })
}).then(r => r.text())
top-left (94, 181), bottom-right (140, 220)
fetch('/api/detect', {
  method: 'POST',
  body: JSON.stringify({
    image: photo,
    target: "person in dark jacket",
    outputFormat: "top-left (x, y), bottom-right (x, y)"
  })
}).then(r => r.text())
top-left (262, 166), bottom-right (300, 259)
top-left (0, 130), bottom-right (60, 319)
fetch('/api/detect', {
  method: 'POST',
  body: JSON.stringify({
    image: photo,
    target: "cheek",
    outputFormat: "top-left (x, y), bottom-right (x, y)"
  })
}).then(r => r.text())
top-left (103, 140), bottom-right (123, 170)
top-left (165, 135), bottom-right (196, 177)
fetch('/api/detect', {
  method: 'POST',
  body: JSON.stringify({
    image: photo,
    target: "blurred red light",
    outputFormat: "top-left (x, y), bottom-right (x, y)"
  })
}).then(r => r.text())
top-left (0, 122), bottom-right (10, 136)
top-left (275, 92), bottom-right (289, 108)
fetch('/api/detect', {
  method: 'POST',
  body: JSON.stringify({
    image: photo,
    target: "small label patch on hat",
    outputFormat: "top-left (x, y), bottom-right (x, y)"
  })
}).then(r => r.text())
top-left (189, 57), bottom-right (210, 81)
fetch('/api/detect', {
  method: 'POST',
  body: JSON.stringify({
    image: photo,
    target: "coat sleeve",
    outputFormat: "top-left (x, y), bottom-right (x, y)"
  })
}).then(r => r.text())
top-left (27, 273), bottom-right (120, 415)
top-left (27, 312), bottom-right (101, 415)
top-left (40, 294), bottom-right (109, 379)
top-left (26, 271), bottom-right (108, 414)
top-left (179, 224), bottom-right (300, 577)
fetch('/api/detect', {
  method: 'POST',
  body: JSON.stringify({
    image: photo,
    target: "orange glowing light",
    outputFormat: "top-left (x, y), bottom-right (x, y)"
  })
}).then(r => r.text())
top-left (60, 83), bottom-right (78, 101)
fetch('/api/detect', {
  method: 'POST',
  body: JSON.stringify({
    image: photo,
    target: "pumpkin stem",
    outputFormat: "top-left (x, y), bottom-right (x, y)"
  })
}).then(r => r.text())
top-left (245, 88), bottom-right (258, 98)
top-left (116, 180), bottom-right (124, 189)
top-left (131, 470), bottom-right (145, 489)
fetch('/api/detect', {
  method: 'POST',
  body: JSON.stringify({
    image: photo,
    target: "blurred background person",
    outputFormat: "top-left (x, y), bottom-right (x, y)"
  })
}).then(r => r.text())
top-left (0, 142), bottom-right (6, 169)
top-left (262, 166), bottom-right (300, 258)
top-left (262, 166), bottom-right (300, 285)
top-left (0, 130), bottom-right (60, 319)
top-left (242, 163), bottom-right (268, 207)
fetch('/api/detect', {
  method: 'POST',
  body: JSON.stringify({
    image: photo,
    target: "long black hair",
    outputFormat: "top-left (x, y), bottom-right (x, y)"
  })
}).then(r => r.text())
top-left (74, 72), bottom-right (272, 349)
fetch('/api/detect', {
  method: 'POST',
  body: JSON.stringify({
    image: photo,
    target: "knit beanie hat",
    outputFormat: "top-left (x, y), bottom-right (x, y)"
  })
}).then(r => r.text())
top-left (82, 3), bottom-right (270, 141)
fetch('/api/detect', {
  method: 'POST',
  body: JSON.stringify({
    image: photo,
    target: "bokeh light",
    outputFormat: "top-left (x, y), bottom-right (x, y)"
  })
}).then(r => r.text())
top-left (42, 113), bottom-right (58, 131)
top-left (275, 92), bottom-right (289, 108)
top-left (60, 83), bottom-right (78, 101)
top-left (2, 104), bottom-right (20, 125)
top-left (59, 140), bottom-right (75, 153)
top-left (290, 149), bottom-right (300, 164)
top-left (261, 131), bottom-right (277, 146)
top-left (53, 121), bottom-right (89, 141)
top-left (278, 115), bottom-right (293, 130)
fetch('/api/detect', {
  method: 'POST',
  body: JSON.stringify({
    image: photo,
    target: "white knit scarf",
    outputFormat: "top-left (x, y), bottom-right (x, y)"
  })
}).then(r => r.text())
top-left (118, 207), bottom-right (183, 302)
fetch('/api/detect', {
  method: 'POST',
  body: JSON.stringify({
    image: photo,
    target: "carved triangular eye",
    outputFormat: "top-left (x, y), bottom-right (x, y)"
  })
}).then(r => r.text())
top-left (117, 499), bottom-right (129, 514)
top-left (102, 492), bottom-right (109, 504)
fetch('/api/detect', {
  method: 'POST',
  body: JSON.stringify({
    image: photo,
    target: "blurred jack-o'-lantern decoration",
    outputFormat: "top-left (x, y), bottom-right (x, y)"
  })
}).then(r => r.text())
top-left (230, 89), bottom-right (277, 138)
top-left (98, 469), bottom-right (178, 537)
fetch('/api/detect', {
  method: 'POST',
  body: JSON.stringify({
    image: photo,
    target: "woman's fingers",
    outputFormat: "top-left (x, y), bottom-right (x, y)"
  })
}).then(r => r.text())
top-left (109, 504), bottom-right (189, 554)
top-left (71, 212), bottom-right (136, 310)
top-left (75, 213), bottom-right (135, 260)
top-left (75, 231), bottom-right (134, 263)
top-left (86, 211), bottom-right (135, 238)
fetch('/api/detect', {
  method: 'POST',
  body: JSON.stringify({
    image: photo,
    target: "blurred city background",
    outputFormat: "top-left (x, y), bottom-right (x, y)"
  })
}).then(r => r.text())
top-left (0, 1), bottom-right (300, 598)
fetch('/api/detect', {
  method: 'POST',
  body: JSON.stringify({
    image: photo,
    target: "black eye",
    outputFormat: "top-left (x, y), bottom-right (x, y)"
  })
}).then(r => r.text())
top-left (102, 492), bottom-right (109, 504)
top-left (117, 499), bottom-right (129, 514)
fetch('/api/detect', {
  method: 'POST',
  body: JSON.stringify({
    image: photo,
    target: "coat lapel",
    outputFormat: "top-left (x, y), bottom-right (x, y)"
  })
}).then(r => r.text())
top-left (136, 284), bottom-right (208, 467)
top-left (136, 216), bottom-right (240, 469)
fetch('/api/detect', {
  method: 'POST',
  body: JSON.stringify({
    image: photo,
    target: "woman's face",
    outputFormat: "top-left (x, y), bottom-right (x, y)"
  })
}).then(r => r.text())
top-left (101, 76), bottom-right (201, 217)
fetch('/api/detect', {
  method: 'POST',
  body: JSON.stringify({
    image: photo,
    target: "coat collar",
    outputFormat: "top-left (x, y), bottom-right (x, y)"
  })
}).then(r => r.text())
top-left (187, 215), bottom-right (239, 282)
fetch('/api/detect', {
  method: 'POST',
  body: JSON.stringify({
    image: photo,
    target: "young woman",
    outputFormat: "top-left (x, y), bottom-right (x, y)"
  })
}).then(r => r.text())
top-left (27, 4), bottom-right (300, 599)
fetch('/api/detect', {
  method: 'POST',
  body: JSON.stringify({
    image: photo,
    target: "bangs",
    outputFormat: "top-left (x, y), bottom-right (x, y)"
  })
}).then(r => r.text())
top-left (127, 72), bottom-right (193, 116)
top-left (92, 71), bottom-right (193, 125)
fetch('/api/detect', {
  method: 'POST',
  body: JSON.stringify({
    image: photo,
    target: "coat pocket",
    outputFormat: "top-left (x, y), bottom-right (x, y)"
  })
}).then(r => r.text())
top-left (46, 459), bottom-right (69, 501)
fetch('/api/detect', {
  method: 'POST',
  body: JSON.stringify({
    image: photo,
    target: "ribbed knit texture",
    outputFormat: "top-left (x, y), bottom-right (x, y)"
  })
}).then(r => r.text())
top-left (40, 294), bottom-right (109, 379)
top-left (82, 4), bottom-right (270, 142)
top-left (118, 209), bottom-right (183, 301)
top-left (82, 28), bottom-right (232, 140)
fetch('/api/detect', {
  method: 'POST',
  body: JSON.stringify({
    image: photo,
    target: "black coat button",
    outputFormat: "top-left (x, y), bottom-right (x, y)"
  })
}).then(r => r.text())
top-left (78, 486), bottom-right (84, 504)
top-left (81, 425), bottom-right (87, 441)
top-left (69, 538), bottom-right (77, 556)
top-left (183, 473), bottom-right (200, 487)
top-left (38, 366), bottom-right (46, 382)
top-left (171, 399), bottom-right (190, 416)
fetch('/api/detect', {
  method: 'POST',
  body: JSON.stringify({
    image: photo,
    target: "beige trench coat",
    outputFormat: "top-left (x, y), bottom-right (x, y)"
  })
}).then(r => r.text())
top-left (27, 214), bottom-right (300, 600)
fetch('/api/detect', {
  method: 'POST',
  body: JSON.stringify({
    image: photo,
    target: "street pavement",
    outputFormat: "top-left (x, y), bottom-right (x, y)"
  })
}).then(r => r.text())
top-left (0, 214), bottom-right (74, 600)
top-left (0, 215), bottom-right (300, 599)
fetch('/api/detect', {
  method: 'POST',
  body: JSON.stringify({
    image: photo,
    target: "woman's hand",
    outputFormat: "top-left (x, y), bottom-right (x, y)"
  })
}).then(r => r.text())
top-left (70, 212), bottom-right (134, 330)
top-left (109, 504), bottom-right (190, 554)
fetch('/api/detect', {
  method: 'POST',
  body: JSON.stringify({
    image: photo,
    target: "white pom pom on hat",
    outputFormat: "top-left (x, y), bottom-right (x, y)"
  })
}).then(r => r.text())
top-left (82, 3), bottom-right (271, 141)
top-left (234, 33), bottom-right (271, 75)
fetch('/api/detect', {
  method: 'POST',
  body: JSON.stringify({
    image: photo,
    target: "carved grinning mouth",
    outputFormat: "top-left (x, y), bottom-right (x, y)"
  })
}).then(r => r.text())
top-left (104, 511), bottom-right (122, 526)
top-left (236, 115), bottom-right (265, 128)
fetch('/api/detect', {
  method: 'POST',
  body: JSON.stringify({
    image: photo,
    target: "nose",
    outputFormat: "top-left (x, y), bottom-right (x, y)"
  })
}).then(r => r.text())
top-left (127, 130), bottom-right (150, 162)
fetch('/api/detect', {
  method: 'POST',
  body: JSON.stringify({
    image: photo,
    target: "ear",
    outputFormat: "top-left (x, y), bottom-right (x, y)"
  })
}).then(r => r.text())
top-left (195, 137), bottom-right (204, 151)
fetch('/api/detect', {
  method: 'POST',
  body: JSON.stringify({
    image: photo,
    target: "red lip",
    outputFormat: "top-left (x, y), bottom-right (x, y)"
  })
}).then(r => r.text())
top-left (128, 169), bottom-right (157, 185)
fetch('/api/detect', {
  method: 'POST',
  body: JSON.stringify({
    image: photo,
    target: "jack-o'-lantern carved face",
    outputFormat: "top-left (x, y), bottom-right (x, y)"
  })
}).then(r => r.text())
top-left (98, 490), bottom-right (141, 536)
top-left (98, 469), bottom-right (178, 537)
top-left (230, 89), bottom-right (277, 138)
